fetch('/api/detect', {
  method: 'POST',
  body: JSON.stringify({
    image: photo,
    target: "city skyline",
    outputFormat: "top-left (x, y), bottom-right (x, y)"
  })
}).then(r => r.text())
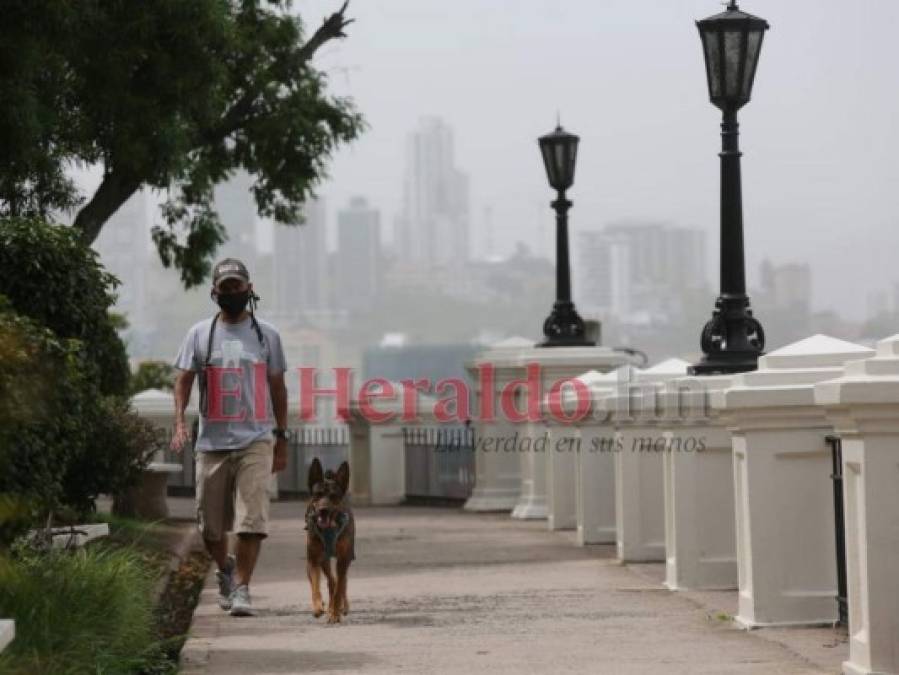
top-left (295, 0), bottom-right (899, 322)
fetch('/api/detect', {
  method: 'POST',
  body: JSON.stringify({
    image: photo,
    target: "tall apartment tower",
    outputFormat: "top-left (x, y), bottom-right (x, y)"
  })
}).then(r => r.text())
top-left (272, 198), bottom-right (328, 319)
top-left (395, 117), bottom-right (470, 266)
top-left (336, 197), bottom-right (381, 311)
top-left (575, 223), bottom-right (707, 319)
top-left (213, 170), bottom-right (258, 272)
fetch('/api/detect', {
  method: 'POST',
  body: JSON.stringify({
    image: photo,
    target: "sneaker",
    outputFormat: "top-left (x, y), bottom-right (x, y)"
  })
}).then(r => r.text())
top-left (229, 584), bottom-right (256, 617)
top-left (215, 555), bottom-right (236, 611)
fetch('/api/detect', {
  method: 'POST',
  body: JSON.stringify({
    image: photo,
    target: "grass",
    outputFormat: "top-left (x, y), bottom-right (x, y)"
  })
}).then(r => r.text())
top-left (0, 540), bottom-right (176, 675)
top-left (0, 507), bottom-right (213, 675)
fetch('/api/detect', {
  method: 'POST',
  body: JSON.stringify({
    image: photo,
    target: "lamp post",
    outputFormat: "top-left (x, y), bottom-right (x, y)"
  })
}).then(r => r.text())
top-left (538, 123), bottom-right (595, 347)
top-left (689, 1), bottom-right (769, 375)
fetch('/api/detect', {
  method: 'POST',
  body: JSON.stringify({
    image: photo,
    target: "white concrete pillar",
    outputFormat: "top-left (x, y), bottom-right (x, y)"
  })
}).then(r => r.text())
top-left (660, 374), bottom-right (737, 591)
top-left (0, 620), bottom-right (13, 653)
top-left (608, 359), bottom-right (690, 562)
top-left (531, 348), bottom-right (629, 528)
top-left (569, 370), bottom-right (622, 545)
top-left (465, 338), bottom-right (531, 512)
top-left (545, 417), bottom-right (578, 530)
top-left (511, 418), bottom-right (549, 519)
top-left (346, 383), bottom-right (438, 506)
top-left (815, 334), bottom-right (899, 675)
top-left (714, 335), bottom-right (875, 628)
top-left (347, 420), bottom-right (373, 504)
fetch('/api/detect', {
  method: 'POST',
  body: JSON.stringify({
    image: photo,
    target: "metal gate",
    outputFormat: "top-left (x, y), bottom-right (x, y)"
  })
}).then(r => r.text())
top-left (280, 426), bottom-right (350, 495)
top-left (403, 426), bottom-right (476, 502)
top-left (826, 434), bottom-right (848, 626)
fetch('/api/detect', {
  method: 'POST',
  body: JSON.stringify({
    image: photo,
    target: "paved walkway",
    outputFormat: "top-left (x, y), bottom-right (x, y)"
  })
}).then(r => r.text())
top-left (180, 502), bottom-right (846, 674)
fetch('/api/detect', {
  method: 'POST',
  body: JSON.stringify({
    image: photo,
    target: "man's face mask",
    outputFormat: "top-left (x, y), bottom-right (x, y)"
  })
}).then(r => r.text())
top-left (216, 289), bottom-right (250, 316)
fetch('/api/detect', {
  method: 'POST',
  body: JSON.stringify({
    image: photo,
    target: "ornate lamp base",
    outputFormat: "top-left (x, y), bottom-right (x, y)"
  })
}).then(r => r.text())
top-left (689, 294), bottom-right (765, 375)
top-left (539, 300), bottom-right (596, 348)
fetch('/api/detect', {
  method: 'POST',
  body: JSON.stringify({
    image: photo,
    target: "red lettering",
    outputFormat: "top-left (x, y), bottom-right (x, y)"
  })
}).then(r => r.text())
top-left (358, 378), bottom-right (396, 423)
top-left (299, 367), bottom-right (352, 422)
top-left (499, 362), bottom-right (542, 423)
top-left (434, 378), bottom-right (471, 422)
top-left (206, 367), bottom-right (245, 421)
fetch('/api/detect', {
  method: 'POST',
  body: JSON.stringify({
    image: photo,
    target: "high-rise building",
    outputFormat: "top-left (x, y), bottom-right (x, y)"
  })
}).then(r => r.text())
top-left (213, 170), bottom-right (258, 271)
top-left (575, 223), bottom-right (707, 320)
top-left (575, 231), bottom-right (631, 317)
top-left (272, 198), bottom-right (328, 320)
top-left (396, 117), bottom-right (470, 266)
top-left (336, 197), bottom-right (381, 311)
top-left (759, 260), bottom-right (812, 314)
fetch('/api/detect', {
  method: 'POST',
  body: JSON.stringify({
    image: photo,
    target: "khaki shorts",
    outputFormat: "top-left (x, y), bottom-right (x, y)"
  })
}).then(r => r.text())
top-left (195, 438), bottom-right (273, 541)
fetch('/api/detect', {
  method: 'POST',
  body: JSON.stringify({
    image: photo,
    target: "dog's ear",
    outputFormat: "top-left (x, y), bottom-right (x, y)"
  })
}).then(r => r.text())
top-left (308, 457), bottom-right (324, 492)
top-left (335, 461), bottom-right (350, 494)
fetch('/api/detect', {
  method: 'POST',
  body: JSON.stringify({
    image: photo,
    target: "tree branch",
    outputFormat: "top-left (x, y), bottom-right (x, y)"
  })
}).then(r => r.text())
top-left (72, 171), bottom-right (141, 245)
top-left (298, 1), bottom-right (354, 61)
top-left (206, 2), bottom-right (354, 145)
top-left (74, 3), bottom-right (354, 247)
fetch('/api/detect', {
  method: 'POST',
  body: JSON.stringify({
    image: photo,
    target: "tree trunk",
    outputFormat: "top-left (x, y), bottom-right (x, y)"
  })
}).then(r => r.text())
top-left (72, 171), bottom-right (141, 245)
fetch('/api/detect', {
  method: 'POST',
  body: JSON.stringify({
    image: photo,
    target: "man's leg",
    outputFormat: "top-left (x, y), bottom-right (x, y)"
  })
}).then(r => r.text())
top-left (234, 533), bottom-right (263, 586)
top-left (196, 451), bottom-right (236, 565)
top-left (205, 536), bottom-right (229, 570)
top-left (196, 449), bottom-right (238, 609)
top-left (232, 439), bottom-right (273, 585)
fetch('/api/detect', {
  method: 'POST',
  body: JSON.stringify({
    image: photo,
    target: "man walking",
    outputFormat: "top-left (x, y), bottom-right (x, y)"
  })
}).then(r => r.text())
top-left (170, 258), bottom-right (289, 617)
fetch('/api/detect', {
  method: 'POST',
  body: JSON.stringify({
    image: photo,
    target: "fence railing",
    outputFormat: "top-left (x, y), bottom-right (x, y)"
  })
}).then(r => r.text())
top-left (403, 426), bottom-right (476, 502)
top-left (163, 425), bottom-right (349, 497)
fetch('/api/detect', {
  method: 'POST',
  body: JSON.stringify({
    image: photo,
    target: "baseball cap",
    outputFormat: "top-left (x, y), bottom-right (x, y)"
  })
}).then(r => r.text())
top-left (212, 258), bottom-right (250, 288)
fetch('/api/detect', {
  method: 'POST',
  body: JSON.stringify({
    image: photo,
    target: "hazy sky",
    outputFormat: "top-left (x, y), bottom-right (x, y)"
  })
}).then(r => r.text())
top-left (295, 0), bottom-right (899, 320)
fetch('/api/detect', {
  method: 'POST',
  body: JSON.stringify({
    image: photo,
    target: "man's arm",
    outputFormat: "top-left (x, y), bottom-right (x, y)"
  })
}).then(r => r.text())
top-left (269, 371), bottom-right (288, 472)
top-left (171, 368), bottom-right (195, 452)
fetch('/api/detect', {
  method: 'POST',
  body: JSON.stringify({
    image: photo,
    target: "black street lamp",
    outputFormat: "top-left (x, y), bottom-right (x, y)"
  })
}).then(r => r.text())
top-left (689, 1), bottom-right (769, 375)
top-left (537, 123), bottom-right (595, 347)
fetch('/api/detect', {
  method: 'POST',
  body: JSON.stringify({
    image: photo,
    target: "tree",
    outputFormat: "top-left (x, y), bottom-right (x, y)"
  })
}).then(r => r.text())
top-left (129, 361), bottom-right (176, 396)
top-left (0, 1), bottom-right (362, 287)
top-left (0, 217), bottom-right (169, 536)
top-left (0, 218), bottom-right (130, 397)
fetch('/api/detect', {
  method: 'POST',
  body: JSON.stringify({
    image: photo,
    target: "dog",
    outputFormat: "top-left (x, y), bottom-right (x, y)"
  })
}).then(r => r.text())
top-left (305, 458), bottom-right (355, 623)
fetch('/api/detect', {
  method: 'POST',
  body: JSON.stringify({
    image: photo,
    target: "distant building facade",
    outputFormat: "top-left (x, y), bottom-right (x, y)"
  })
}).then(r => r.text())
top-left (575, 222), bottom-right (707, 321)
top-left (213, 170), bottom-right (258, 272)
top-left (759, 260), bottom-right (812, 314)
top-left (272, 198), bottom-right (328, 320)
top-left (395, 117), bottom-right (470, 266)
top-left (336, 196), bottom-right (382, 311)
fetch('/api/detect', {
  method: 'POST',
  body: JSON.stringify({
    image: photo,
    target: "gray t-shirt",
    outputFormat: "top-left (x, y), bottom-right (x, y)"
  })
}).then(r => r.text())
top-left (174, 314), bottom-right (287, 451)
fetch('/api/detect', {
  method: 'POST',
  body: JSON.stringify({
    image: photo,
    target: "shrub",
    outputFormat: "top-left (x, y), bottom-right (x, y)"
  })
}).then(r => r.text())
top-left (63, 397), bottom-right (164, 516)
top-left (0, 543), bottom-right (171, 675)
top-left (0, 217), bottom-right (130, 397)
top-left (0, 304), bottom-right (87, 545)
top-left (0, 218), bottom-right (165, 536)
top-left (0, 300), bottom-right (162, 543)
top-left (129, 361), bottom-right (176, 396)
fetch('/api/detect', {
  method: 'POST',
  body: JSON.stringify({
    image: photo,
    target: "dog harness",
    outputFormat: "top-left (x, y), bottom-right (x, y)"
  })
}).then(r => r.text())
top-left (305, 510), bottom-right (354, 560)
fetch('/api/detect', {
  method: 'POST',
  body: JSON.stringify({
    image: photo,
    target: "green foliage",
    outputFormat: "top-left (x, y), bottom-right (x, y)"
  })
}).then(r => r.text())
top-left (0, 217), bottom-right (130, 397)
top-left (0, 1), bottom-right (364, 287)
top-left (0, 302), bottom-right (163, 540)
top-left (0, 306), bottom-right (87, 545)
top-left (62, 397), bottom-right (164, 518)
top-left (0, 543), bottom-right (172, 675)
top-left (0, 219), bottom-right (166, 537)
top-left (129, 361), bottom-right (176, 396)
